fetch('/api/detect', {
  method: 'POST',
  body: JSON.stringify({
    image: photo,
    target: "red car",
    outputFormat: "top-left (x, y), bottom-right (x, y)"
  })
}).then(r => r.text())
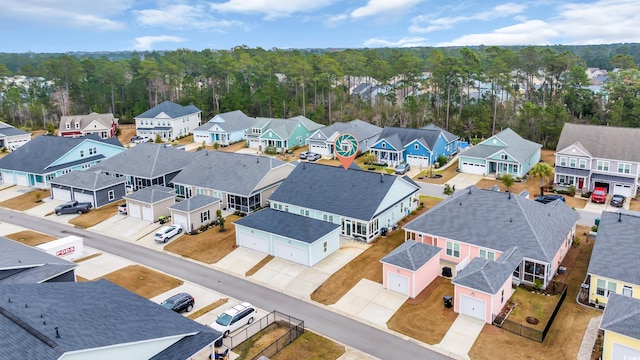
top-left (591, 187), bottom-right (607, 203)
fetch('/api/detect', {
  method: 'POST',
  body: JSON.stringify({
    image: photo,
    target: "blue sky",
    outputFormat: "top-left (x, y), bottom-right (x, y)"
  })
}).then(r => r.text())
top-left (1, 0), bottom-right (639, 53)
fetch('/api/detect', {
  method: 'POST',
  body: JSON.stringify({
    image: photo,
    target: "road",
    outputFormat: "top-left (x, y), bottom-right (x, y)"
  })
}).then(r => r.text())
top-left (0, 208), bottom-right (452, 360)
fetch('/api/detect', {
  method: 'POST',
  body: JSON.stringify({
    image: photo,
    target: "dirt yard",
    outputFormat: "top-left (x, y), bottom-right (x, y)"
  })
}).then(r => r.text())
top-left (0, 189), bottom-right (50, 211)
top-left (414, 159), bottom-right (460, 184)
top-left (69, 200), bottom-right (123, 228)
top-left (5, 230), bottom-right (56, 246)
top-left (97, 265), bottom-right (183, 299)
top-left (164, 215), bottom-right (241, 264)
top-left (117, 125), bottom-right (137, 145)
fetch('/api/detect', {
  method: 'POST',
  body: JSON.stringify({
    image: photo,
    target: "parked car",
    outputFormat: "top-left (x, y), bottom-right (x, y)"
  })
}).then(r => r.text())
top-left (131, 135), bottom-right (150, 144)
top-left (591, 187), bottom-right (608, 203)
top-left (118, 203), bottom-right (127, 215)
top-left (306, 152), bottom-right (321, 161)
top-left (55, 201), bottom-right (92, 215)
top-left (154, 225), bottom-right (183, 243)
top-left (211, 302), bottom-right (257, 337)
top-left (395, 163), bottom-right (410, 175)
top-left (298, 151), bottom-right (312, 159)
top-left (160, 292), bottom-right (194, 313)
top-left (534, 194), bottom-right (565, 204)
top-left (610, 194), bottom-right (626, 208)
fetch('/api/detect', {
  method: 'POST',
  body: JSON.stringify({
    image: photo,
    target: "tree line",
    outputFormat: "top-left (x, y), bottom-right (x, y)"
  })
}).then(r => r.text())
top-left (0, 43), bottom-right (639, 149)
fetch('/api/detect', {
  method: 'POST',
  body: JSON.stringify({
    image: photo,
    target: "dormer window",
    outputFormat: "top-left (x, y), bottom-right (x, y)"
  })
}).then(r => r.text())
top-left (65, 123), bottom-right (70, 129)
top-left (75, 122), bottom-right (80, 129)
top-left (252, 128), bottom-right (262, 134)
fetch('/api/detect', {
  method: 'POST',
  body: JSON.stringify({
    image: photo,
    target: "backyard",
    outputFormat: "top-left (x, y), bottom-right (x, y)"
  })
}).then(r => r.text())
top-left (164, 215), bottom-right (241, 264)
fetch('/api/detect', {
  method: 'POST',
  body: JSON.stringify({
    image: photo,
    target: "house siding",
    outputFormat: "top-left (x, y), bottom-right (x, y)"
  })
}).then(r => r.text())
top-left (307, 228), bottom-right (341, 266)
top-left (589, 275), bottom-right (640, 305)
top-left (382, 252), bottom-right (440, 299)
top-left (454, 286), bottom-right (494, 323)
top-left (602, 331), bottom-right (640, 360)
top-left (94, 184), bottom-right (126, 208)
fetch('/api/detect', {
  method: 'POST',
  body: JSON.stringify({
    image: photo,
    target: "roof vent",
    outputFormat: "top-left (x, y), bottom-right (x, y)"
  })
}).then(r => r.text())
top-left (459, 202), bottom-right (462, 206)
top-left (55, 327), bottom-right (61, 339)
top-left (256, 157), bottom-right (259, 163)
top-left (25, 303), bottom-right (28, 308)
top-left (7, 298), bottom-right (10, 303)
top-left (380, 173), bottom-right (383, 183)
top-left (508, 191), bottom-right (511, 199)
top-left (618, 212), bottom-right (622, 222)
top-left (510, 218), bottom-right (512, 223)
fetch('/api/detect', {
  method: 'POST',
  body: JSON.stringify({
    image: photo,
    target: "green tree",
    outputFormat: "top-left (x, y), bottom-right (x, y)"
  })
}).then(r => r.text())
top-left (443, 183), bottom-right (455, 197)
top-left (530, 162), bottom-right (554, 197)
top-left (501, 173), bottom-right (515, 192)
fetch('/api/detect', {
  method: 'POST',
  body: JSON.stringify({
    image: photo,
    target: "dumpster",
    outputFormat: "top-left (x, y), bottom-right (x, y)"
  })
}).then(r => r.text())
top-left (443, 295), bottom-right (453, 308)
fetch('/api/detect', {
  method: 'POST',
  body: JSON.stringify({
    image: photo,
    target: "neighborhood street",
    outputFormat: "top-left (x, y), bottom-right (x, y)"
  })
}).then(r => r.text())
top-left (0, 207), bottom-right (453, 360)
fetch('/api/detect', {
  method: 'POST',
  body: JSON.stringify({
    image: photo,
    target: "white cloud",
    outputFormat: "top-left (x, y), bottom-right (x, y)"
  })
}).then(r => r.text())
top-left (134, 4), bottom-right (243, 31)
top-left (351, 0), bottom-right (423, 19)
top-left (324, 13), bottom-right (347, 28)
top-left (436, 20), bottom-right (557, 46)
top-left (132, 35), bottom-right (185, 51)
top-left (210, 0), bottom-right (336, 20)
top-left (409, 2), bottom-right (526, 33)
top-left (363, 36), bottom-right (428, 48)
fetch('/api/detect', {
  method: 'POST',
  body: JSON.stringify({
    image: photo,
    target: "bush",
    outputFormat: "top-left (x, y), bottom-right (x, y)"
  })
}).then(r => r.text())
top-left (437, 155), bottom-right (448, 166)
top-left (591, 225), bottom-right (598, 232)
top-left (264, 146), bottom-right (278, 154)
top-left (568, 185), bottom-right (576, 196)
top-left (213, 142), bottom-right (220, 150)
top-left (554, 189), bottom-right (572, 195)
top-left (581, 192), bottom-right (592, 198)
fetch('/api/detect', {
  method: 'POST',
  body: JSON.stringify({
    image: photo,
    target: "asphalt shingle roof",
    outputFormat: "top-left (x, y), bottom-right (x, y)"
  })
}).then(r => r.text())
top-left (380, 240), bottom-right (441, 271)
top-left (59, 113), bottom-right (116, 132)
top-left (235, 208), bottom-right (340, 244)
top-left (196, 110), bottom-right (255, 133)
top-left (462, 128), bottom-right (541, 164)
top-left (0, 237), bottom-right (76, 284)
top-left (600, 293), bottom-right (640, 340)
top-left (588, 211), bottom-right (640, 285)
top-left (169, 195), bottom-right (220, 212)
top-left (268, 163), bottom-right (419, 221)
top-left (256, 116), bottom-right (324, 140)
top-left (421, 124), bottom-right (459, 143)
top-left (403, 187), bottom-right (579, 263)
top-left (557, 123), bottom-right (640, 162)
top-left (0, 121), bottom-right (29, 137)
top-left (0, 280), bottom-right (220, 360)
top-left (50, 170), bottom-right (126, 190)
top-left (124, 185), bottom-right (175, 203)
top-left (311, 119), bottom-right (382, 142)
top-left (376, 126), bottom-right (443, 151)
top-left (135, 101), bottom-right (200, 119)
top-left (453, 247), bottom-right (522, 294)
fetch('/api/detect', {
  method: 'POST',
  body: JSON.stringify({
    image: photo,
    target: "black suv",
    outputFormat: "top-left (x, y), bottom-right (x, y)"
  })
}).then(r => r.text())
top-left (160, 293), bottom-right (195, 313)
top-left (534, 194), bottom-right (565, 204)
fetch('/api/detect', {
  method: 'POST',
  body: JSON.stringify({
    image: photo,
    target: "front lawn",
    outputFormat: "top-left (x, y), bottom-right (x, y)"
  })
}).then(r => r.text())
top-left (0, 189), bottom-right (50, 211)
top-left (69, 201), bottom-right (122, 228)
top-left (414, 159), bottom-right (460, 184)
top-left (5, 230), bottom-right (56, 246)
top-left (164, 215), bottom-right (240, 264)
top-left (97, 264), bottom-right (183, 299)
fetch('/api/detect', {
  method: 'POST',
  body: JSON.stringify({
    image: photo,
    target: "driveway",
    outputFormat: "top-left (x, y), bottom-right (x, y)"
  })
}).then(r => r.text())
top-left (445, 173), bottom-right (483, 190)
top-left (0, 185), bottom-right (32, 202)
top-left (74, 247), bottom-right (136, 280)
top-left (437, 315), bottom-right (485, 357)
top-left (331, 279), bottom-right (408, 327)
top-left (89, 214), bottom-right (160, 240)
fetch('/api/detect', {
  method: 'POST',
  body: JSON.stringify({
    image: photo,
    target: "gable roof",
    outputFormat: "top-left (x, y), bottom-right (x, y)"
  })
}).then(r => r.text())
top-left (587, 211), bottom-right (640, 285)
top-left (0, 280), bottom-right (220, 360)
top-left (600, 293), bottom-right (640, 340)
top-left (59, 113), bottom-right (116, 132)
top-left (124, 185), bottom-right (175, 203)
top-left (269, 163), bottom-right (419, 221)
top-left (255, 116), bottom-right (324, 139)
top-left (453, 247), bottom-right (522, 294)
top-left (196, 110), bottom-right (255, 133)
top-left (421, 124), bottom-right (459, 143)
top-left (380, 240), bottom-right (441, 271)
top-left (462, 128), bottom-right (541, 163)
top-left (375, 126), bottom-right (446, 151)
top-left (312, 119), bottom-right (382, 142)
top-left (404, 187), bottom-right (579, 263)
top-left (171, 151), bottom-right (293, 196)
top-left (136, 101), bottom-right (200, 119)
top-left (50, 170), bottom-right (126, 190)
top-left (235, 208), bottom-right (340, 244)
top-left (169, 195), bottom-right (220, 212)
top-left (92, 143), bottom-right (205, 178)
top-left (556, 123), bottom-right (640, 162)
top-left (0, 237), bottom-right (76, 284)
top-left (0, 135), bottom-right (123, 174)
top-left (0, 121), bottom-right (30, 137)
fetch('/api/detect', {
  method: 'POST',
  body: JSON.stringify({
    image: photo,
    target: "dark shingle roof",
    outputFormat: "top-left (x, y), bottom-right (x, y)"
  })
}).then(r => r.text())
top-left (124, 185), bottom-right (175, 203)
top-left (421, 124), bottom-right (459, 143)
top-left (557, 123), bottom-right (640, 162)
top-left (376, 126), bottom-right (443, 151)
top-left (453, 247), bottom-right (522, 294)
top-left (234, 208), bottom-right (339, 244)
top-left (404, 187), bottom-right (579, 263)
top-left (588, 211), bottom-right (640, 285)
top-left (600, 293), bottom-right (640, 340)
top-left (380, 240), bottom-right (441, 271)
top-left (169, 195), bottom-right (220, 212)
top-left (268, 163), bottom-right (419, 221)
top-left (311, 119), bottom-right (382, 142)
top-left (0, 280), bottom-right (220, 359)
top-left (0, 121), bottom-right (29, 137)
top-left (196, 110), bottom-right (255, 133)
top-left (462, 128), bottom-right (541, 164)
top-left (136, 101), bottom-right (200, 119)
top-left (0, 237), bottom-right (76, 284)
top-left (50, 170), bottom-right (126, 190)
top-left (0, 135), bottom-right (122, 174)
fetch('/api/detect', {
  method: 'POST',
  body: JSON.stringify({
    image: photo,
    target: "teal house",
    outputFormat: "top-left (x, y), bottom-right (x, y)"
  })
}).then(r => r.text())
top-left (246, 115), bottom-right (324, 152)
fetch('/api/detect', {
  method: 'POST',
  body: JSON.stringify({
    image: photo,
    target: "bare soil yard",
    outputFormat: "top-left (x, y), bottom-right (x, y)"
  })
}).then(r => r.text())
top-left (164, 215), bottom-right (240, 264)
top-left (414, 159), bottom-right (460, 184)
top-left (0, 189), bottom-right (50, 211)
top-left (97, 265), bottom-right (183, 299)
top-left (69, 201), bottom-right (123, 228)
top-left (5, 230), bottom-right (56, 246)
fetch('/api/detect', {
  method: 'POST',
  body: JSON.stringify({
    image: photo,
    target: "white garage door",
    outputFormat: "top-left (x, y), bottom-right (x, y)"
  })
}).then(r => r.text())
top-left (142, 206), bottom-right (154, 222)
top-left (309, 143), bottom-right (325, 155)
top-left (238, 232), bottom-right (269, 253)
top-left (129, 203), bottom-right (141, 219)
top-left (612, 342), bottom-right (640, 359)
top-left (613, 184), bottom-right (633, 197)
top-left (406, 155), bottom-right (429, 167)
top-left (173, 214), bottom-right (188, 233)
top-left (274, 242), bottom-right (308, 265)
top-left (74, 191), bottom-right (95, 208)
top-left (387, 272), bottom-right (409, 296)
top-left (460, 295), bottom-right (486, 322)
top-left (460, 161), bottom-right (486, 175)
top-left (15, 173), bottom-right (29, 186)
top-left (51, 187), bottom-right (72, 202)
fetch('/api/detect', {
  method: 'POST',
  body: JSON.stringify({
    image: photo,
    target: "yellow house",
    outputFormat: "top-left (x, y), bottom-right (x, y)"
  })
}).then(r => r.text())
top-left (587, 211), bottom-right (640, 306)
top-left (600, 293), bottom-right (640, 359)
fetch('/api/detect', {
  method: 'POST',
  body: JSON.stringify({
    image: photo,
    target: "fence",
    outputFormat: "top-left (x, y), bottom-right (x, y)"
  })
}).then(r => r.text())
top-left (224, 310), bottom-right (304, 355)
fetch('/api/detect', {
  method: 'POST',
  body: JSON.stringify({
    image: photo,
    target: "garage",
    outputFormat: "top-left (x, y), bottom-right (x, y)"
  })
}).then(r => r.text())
top-left (128, 203), bottom-right (141, 219)
top-left (612, 343), bottom-right (640, 359)
top-left (172, 214), bottom-right (188, 232)
top-left (459, 295), bottom-right (486, 321)
top-left (142, 206), bottom-right (154, 222)
top-left (51, 187), bottom-right (72, 202)
top-left (460, 161), bottom-right (487, 175)
top-left (15, 173), bottom-right (28, 186)
top-left (387, 272), bottom-right (409, 296)
top-left (73, 191), bottom-right (95, 208)
top-left (274, 242), bottom-right (308, 265)
top-left (613, 184), bottom-right (634, 197)
top-left (406, 155), bottom-right (430, 167)
top-left (238, 232), bottom-right (269, 253)
top-left (594, 181), bottom-right (610, 193)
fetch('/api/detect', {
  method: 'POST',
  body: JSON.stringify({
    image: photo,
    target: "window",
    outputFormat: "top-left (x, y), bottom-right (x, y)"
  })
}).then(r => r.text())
top-left (323, 241), bottom-right (328, 253)
top-left (559, 157), bottom-right (567, 166)
top-left (89, 147), bottom-right (97, 155)
top-left (558, 175), bottom-right (566, 184)
top-left (446, 241), bottom-right (460, 258)
top-left (323, 214), bottom-right (334, 222)
top-left (501, 289), bottom-right (504, 304)
top-left (500, 154), bottom-right (508, 160)
top-left (569, 158), bottom-right (577, 167)
top-left (80, 150), bottom-right (84, 157)
top-left (75, 122), bottom-right (80, 129)
top-left (597, 160), bottom-right (609, 171)
top-left (381, 143), bottom-right (386, 149)
top-left (108, 190), bottom-right (115, 200)
top-left (579, 159), bottom-right (587, 169)
top-left (623, 285), bottom-right (633, 297)
top-left (252, 128), bottom-right (261, 134)
top-left (201, 210), bottom-right (210, 222)
top-left (618, 163), bottom-right (631, 174)
top-left (596, 279), bottom-right (616, 297)
top-left (65, 123), bottom-right (70, 129)
top-left (479, 249), bottom-right (495, 260)
top-left (513, 165), bottom-right (518, 174)
top-left (299, 209), bottom-right (309, 217)
top-left (414, 144), bottom-right (419, 150)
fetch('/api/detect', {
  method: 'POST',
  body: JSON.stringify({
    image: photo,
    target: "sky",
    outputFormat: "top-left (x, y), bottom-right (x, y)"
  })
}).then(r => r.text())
top-left (0, 0), bottom-right (639, 53)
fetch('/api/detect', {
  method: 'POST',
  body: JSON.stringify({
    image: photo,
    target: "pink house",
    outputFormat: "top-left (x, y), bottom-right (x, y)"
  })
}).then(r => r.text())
top-left (380, 240), bottom-right (442, 298)
top-left (401, 187), bottom-right (578, 323)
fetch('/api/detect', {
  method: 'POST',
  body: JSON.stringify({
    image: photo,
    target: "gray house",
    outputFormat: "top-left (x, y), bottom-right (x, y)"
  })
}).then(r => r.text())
top-left (50, 170), bottom-right (127, 208)
top-left (169, 195), bottom-right (221, 233)
top-left (0, 120), bottom-right (31, 150)
top-left (307, 119), bottom-right (382, 158)
top-left (0, 280), bottom-right (221, 359)
top-left (124, 185), bottom-right (176, 222)
top-left (1, 237), bottom-right (76, 284)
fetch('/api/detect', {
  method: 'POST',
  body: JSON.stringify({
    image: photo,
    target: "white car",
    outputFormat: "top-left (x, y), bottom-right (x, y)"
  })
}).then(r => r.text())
top-left (211, 302), bottom-right (257, 337)
top-left (154, 225), bottom-right (182, 243)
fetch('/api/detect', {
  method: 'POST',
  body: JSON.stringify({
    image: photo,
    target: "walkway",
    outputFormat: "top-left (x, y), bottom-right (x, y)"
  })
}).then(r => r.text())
top-left (437, 315), bottom-right (485, 359)
top-left (577, 316), bottom-right (602, 360)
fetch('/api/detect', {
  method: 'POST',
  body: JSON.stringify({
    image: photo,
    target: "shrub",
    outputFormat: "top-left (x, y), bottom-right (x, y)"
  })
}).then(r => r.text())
top-left (410, 210), bottom-right (417, 215)
top-left (437, 155), bottom-right (448, 166)
top-left (213, 142), bottom-right (220, 150)
top-left (264, 146), bottom-right (278, 154)
top-left (568, 185), bottom-right (576, 196)
top-left (0, 147), bottom-right (7, 153)
top-left (591, 225), bottom-right (598, 232)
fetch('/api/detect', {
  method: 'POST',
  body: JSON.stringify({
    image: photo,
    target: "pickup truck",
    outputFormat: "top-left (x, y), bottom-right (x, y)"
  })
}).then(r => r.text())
top-left (55, 201), bottom-right (92, 215)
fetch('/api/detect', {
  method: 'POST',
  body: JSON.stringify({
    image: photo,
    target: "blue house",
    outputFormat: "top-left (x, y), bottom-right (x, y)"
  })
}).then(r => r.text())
top-left (369, 125), bottom-right (459, 168)
top-left (193, 110), bottom-right (255, 146)
top-left (0, 135), bottom-right (124, 189)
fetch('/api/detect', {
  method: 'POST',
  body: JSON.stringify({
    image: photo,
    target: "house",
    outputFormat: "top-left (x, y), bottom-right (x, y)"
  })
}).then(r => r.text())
top-left (50, 170), bottom-right (127, 208)
top-left (169, 195), bottom-right (221, 233)
top-left (267, 162), bottom-right (421, 242)
top-left (380, 240), bottom-right (442, 298)
top-left (246, 116), bottom-right (324, 152)
top-left (368, 125), bottom-right (459, 168)
top-left (587, 211), bottom-right (640, 306)
top-left (554, 123), bottom-right (640, 197)
top-left (171, 151), bottom-right (295, 214)
top-left (91, 143), bottom-right (205, 192)
top-left (599, 293), bottom-right (640, 360)
top-left (458, 128), bottom-right (541, 178)
top-left (0, 280), bottom-right (221, 360)
top-left (0, 135), bottom-right (124, 189)
top-left (58, 112), bottom-right (118, 139)
top-left (0, 236), bottom-right (77, 284)
top-left (307, 119), bottom-right (382, 158)
top-left (235, 208), bottom-right (341, 266)
top-left (403, 187), bottom-right (578, 323)
top-left (0, 121), bottom-right (31, 151)
top-left (123, 185), bottom-right (175, 222)
top-left (193, 110), bottom-right (254, 146)
top-left (135, 101), bottom-right (201, 141)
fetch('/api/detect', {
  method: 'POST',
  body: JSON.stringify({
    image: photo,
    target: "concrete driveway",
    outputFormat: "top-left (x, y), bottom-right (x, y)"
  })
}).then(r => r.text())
top-left (27, 198), bottom-right (66, 218)
top-left (89, 214), bottom-right (160, 241)
top-left (0, 185), bottom-right (32, 202)
top-left (445, 173), bottom-right (483, 190)
top-left (214, 247), bottom-right (269, 276)
top-left (583, 195), bottom-right (629, 212)
top-left (331, 279), bottom-right (408, 327)
top-left (437, 315), bottom-right (485, 357)
top-left (74, 248), bottom-right (136, 280)
top-left (150, 282), bottom-right (228, 315)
